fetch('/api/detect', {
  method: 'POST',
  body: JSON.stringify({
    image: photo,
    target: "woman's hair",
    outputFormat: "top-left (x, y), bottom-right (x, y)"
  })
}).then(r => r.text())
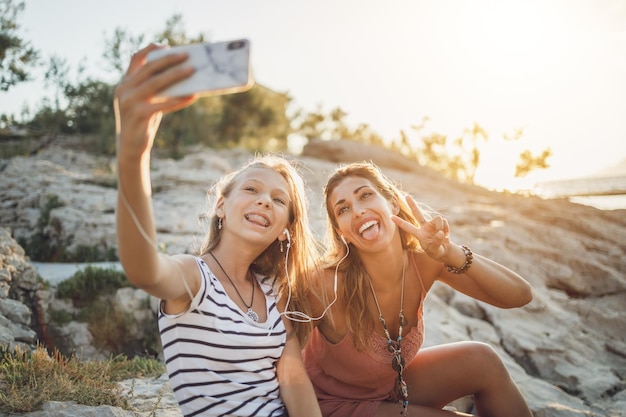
top-left (322, 161), bottom-right (423, 350)
top-left (198, 154), bottom-right (320, 344)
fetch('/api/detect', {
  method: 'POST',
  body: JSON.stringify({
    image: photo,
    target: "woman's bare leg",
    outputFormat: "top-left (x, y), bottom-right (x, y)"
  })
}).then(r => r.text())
top-left (401, 341), bottom-right (532, 417)
top-left (375, 401), bottom-right (473, 417)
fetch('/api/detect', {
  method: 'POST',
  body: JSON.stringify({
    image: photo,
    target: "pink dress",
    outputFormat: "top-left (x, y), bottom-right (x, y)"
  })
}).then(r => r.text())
top-left (302, 256), bottom-right (426, 417)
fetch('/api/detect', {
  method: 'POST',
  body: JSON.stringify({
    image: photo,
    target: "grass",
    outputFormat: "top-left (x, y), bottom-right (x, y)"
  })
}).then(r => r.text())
top-left (0, 267), bottom-right (165, 413)
top-left (0, 345), bottom-right (165, 413)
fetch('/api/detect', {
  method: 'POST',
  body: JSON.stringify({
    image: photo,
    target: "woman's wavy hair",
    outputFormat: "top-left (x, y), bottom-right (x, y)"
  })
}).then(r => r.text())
top-left (198, 154), bottom-right (321, 344)
top-left (322, 161), bottom-right (424, 350)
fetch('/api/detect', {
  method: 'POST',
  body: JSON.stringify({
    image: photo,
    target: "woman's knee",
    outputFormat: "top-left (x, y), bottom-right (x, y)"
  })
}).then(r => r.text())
top-left (463, 341), bottom-right (511, 383)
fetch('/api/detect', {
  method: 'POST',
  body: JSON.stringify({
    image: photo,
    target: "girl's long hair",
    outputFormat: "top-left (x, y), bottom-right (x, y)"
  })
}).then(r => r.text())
top-left (322, 161), bottom-right (423, 350)
top-left (198, 154), bottom-right (321, 345)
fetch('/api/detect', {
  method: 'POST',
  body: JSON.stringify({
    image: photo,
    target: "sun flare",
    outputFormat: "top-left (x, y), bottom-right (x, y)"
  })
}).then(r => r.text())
top-left (454, 1), bottom-right (571, 79)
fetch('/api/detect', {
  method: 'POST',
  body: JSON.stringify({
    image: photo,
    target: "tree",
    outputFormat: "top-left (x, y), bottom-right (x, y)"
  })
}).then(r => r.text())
top-left (7, 12), bottom-right (306, 157)
top-left (503, 127), bottom-right (552, 178)
top-left (215, 84), bottom-right (291, 152)
top-left (456, 122), bottom-right (488, 184)
top-left (292, 106), bottom-right (326, 140)
top-left (406, 119), bottom-right (551, 185)
top-left (102, 14), bottom-right (203, 77)
top-left (0, 0), bottom-right (39, 91)
top-left (515, 148), bottom-right (552, 177)
top-left (291, 105), bottom-right (384, 146)
top-left (25, 55), bottom-right (72, 134)
top-left (153, 14), bottom-right (206, 46)
top-left (102, 28), bottom-right (145, 76)
top-left (408, 119), bottom-right (482, 183)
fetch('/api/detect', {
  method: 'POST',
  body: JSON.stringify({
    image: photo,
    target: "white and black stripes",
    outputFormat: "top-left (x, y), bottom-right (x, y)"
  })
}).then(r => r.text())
top-left (158, 258), bottom-right (287, 417)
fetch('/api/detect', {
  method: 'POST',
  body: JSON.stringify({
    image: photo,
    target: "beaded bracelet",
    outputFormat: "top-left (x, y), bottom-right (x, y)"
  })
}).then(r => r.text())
top-left (445, 244), bottom-right (473, 274)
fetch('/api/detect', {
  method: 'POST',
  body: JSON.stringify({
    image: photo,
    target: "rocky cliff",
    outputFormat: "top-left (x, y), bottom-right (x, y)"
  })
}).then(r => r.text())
top-left (0, 136), bottom-right (625, 416)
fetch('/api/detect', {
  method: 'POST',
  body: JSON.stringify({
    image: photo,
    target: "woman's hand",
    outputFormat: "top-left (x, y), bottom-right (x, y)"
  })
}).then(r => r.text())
top-left (391, 194), bottom-right (453, 261)
top-left (393, 195), bottom-right (533, 307)
top-left (114, 44), bottom-right (197, 159)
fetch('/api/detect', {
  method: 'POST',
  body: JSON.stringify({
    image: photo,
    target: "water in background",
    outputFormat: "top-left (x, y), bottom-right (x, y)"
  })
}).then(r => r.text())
top-left (32, 261), bottom-right (123, 285)
top-left (533, 175), bottom-right (626, 210)
top-left (567, 195), bottom-right (626, 210)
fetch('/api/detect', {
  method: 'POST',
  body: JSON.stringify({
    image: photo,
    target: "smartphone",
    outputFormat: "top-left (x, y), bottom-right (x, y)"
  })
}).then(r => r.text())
top-left (146, 39), bottom-right (254, 98)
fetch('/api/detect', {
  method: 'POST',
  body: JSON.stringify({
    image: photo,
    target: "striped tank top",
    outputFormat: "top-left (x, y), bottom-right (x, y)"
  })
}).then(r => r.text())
top-left (158, 257), bottom-right (287, 417)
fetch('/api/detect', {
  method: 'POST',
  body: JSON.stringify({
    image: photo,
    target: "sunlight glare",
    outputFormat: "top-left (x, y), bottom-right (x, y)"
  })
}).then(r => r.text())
top-left (456, 0), bottom-right (570, 78)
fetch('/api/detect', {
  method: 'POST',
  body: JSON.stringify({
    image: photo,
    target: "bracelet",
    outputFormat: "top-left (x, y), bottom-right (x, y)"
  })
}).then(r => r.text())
top-left (445, 245), bottom-right (473, 274)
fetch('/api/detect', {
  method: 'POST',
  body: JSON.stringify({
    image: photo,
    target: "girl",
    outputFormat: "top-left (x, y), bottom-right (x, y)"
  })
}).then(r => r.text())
top-left (115, 44), bottom-right (321, 417)
top-left (302, 161), bottom-right (533, 417)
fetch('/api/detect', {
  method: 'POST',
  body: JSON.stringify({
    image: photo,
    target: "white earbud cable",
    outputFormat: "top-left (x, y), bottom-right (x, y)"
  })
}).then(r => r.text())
top-left (281, 238), bottom-right (347, 323)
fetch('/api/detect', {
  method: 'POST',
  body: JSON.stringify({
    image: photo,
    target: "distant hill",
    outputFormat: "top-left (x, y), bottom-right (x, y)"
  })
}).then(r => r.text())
top-left (590, 157), bottom-right (626, 177)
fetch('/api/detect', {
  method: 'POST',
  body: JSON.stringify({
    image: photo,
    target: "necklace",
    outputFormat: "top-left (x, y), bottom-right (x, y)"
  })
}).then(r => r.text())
top-left (209, 252), bottom-right (259, 322)
top-left (366, 254), bottom-right (409, 416)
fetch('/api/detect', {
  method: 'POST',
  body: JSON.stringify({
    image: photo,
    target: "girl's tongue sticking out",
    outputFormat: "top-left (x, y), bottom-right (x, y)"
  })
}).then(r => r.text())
top-left (359, 220), bottom-right (379, 240)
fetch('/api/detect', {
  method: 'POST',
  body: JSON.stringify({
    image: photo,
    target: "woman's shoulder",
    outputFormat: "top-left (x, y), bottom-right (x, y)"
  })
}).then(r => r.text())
top-left (407, 250), bottom-right (443, 288)
top-left (408, 249), bottom-right (440, 266)
top-left (170, 253), bottom-right (205, 275)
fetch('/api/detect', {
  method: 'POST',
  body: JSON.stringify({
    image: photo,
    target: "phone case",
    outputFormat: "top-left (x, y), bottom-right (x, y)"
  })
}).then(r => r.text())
top-left (146, 39), bottom-right (254, 98)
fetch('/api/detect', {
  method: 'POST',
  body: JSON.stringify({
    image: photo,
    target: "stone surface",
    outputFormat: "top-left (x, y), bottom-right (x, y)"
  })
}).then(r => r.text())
top-left (0, 137), bottom-right (624, 416)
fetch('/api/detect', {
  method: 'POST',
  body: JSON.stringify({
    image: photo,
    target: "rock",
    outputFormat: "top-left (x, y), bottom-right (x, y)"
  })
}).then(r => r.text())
top-left (0, 137), bottom-right (625, 416)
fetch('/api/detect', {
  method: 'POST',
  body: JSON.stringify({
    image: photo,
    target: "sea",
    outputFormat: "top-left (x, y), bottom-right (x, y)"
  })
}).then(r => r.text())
top-left (532, 175), bottom-right (626, 210)
top-left (32, 261), bottom-right (123, 285)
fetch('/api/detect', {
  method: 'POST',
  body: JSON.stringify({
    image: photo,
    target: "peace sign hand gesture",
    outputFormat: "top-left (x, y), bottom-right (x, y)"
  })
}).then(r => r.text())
top-left (391, 194), bottom-right (454, 262)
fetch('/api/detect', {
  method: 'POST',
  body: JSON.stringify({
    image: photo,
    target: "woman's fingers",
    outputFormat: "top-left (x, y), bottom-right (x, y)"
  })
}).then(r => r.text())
top-left (141, 55), bottom-right (194, 101)
top-left (399, 194), bottom-right (453, 260)
top-left (125, 44), bottom-right (161, 77)
top-left (114, 44), bottom-right (200, 158)
top-left (392, 215), bottom-right (419, 236)
top-left (120, 44), bottom-right (194, 103)
top-left (118, 44), bottom-right (164, 97)
top-left (429, 230), bottom-right (446, 259)
top-left (116, 48), bottom-right (199, 126)
top-left (404, 194), bottom-right (428, 225)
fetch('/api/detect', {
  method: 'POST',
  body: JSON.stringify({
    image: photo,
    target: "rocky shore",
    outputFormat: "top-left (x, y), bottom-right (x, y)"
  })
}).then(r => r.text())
top-left (0, 137), bottom-right (625, 416)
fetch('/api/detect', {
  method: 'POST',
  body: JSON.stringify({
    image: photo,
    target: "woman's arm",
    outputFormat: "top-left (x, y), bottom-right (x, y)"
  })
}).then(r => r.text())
top-left (394, 194), bottom-right (532, 308)
top-left (437, 246), bottom-right (533, 308)
top-left (277, 320), bottom-right (322, 417)
top-left (115, 44), bottom-right (199, 301)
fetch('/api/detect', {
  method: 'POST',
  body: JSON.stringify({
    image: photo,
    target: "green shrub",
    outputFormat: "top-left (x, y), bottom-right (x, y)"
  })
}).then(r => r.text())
top-left (60, 244), bottom-right (119, 263)
top-left (19, 194), bottom-right (67, 261)
top-left (55, 266), bottom-right (131, 307)
top-left (53, 266), bottom-right (162, 359)
top-left (49, 309), bottom-right (73, 325)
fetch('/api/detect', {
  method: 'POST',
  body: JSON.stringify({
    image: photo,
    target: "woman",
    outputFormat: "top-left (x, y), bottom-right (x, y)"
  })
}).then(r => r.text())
top-left (115, 44), bottom-right (321, 417)
top-left (302, 161), bottom-right (533, 417)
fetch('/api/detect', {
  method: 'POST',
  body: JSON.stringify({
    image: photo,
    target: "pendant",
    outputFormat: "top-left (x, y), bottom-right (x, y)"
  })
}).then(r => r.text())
top-left (392, 353), bottom-right (405, 372)
top-left (246, 308), bottom-right (259, 322)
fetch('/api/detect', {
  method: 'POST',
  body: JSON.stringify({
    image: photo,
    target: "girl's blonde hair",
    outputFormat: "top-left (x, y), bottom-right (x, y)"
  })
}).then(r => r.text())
top-left (198, 154), bottom-right (320, 344)
top-left (322, 161), bottom-right (423, 350)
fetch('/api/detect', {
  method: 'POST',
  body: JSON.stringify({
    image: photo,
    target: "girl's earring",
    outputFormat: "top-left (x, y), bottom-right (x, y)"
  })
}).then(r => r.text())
top-left (279, 240), bottom-right (284, 253)
top-left (218, 217), bottom-right (223, 230)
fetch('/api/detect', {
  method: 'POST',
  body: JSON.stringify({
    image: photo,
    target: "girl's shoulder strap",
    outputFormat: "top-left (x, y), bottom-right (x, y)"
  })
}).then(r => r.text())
top-left (408, 252), bottom-right (427, 298)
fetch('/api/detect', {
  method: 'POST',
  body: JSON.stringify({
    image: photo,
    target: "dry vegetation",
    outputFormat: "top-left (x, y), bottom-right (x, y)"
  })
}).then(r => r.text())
top-left (0, 345), bottom-right (165, 413)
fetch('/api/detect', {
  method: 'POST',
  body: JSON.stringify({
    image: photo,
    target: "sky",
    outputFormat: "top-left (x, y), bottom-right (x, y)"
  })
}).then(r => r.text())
top-left (2, 0), bottom-right (626, 191)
